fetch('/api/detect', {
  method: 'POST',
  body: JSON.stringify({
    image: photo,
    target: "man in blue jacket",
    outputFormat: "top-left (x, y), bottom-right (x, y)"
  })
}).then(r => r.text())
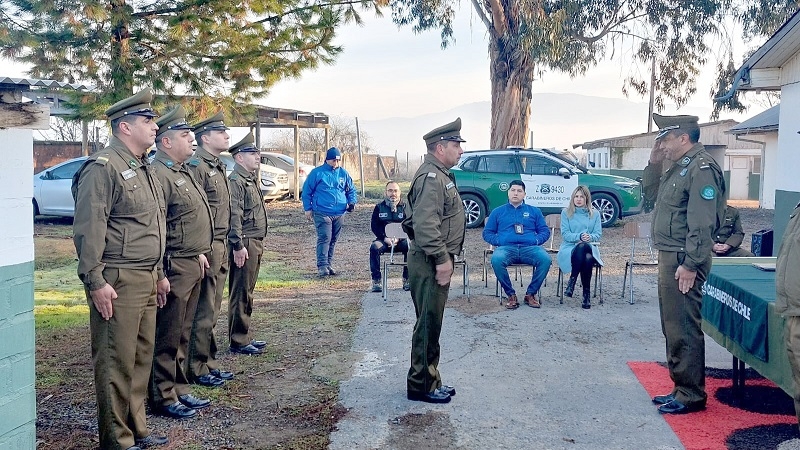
top-left (483, 180), bottom-right (552, 309)
top-left (301, 147), bottom-right (358, 277)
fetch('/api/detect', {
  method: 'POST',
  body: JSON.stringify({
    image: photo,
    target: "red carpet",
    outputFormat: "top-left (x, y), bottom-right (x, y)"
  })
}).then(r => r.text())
top-left (628, 361), bottom-right (798, 450)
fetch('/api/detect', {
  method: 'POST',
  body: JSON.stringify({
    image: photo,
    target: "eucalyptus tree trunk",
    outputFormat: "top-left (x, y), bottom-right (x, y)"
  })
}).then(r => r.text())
top-left (486, 0), bottom-right (534, 149)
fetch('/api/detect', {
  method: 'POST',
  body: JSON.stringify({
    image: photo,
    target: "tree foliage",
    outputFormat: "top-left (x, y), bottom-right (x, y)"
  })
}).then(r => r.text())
top-left (388, 0), bottom-right (799, 147)
top-left (0, 0), bottom-right (384, 120)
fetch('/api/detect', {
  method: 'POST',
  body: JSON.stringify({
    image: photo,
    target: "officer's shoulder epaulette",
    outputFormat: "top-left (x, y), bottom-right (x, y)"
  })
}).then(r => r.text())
top-left (91, 153), bottom-right (111, 166)
top-left (695, 157), bottom-right (712, 169)
top-left (427, 172), bottom-right (437, 178)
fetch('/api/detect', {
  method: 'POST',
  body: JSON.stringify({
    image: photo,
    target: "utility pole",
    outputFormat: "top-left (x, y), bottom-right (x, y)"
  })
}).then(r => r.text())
top-left (647, 57), bottom-right (656, 133)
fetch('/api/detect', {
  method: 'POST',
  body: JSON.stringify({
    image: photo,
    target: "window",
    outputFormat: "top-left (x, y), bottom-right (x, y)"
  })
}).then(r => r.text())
top-left (520, 155), bottom-right (561, 176)
top-left (460, 157), bottom-right (478, 172)
top-left (49, 160), bottom-right (84, 180)
top-left (752, 156), bottom-right (761, 174)
top-left (477, 155), bottom-right (518, 174)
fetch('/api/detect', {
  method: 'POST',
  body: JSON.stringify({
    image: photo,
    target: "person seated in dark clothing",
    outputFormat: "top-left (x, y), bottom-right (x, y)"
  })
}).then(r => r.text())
top-left (369, 181), bottom-right (409, 292)
top-left (713, 205), bottom-right (754, 257)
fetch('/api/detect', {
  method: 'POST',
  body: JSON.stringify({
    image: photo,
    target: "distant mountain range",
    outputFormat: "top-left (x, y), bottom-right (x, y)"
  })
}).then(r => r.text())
top-left (360, 93), bottom-right (726, 158)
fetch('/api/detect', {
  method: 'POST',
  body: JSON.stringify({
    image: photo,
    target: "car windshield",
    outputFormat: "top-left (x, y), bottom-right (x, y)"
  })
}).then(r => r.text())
top-left (276, 154), bottom-right (294, 165)
top-left (542, 148), bottom-right (588, 173)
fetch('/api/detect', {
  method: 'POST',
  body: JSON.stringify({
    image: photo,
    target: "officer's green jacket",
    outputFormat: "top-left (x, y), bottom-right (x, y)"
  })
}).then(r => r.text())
top-left (228, 163), bottom-right (268, 250)
top-left (642, 142), bottom-right (726, 272)
top-left (714, 206), bottom-right (745, 248)
top-left (402, 153), bottom-right (465, 264)
top-left (72, 137), bottom-right (167, 291)
top-left (776, 204), bottom-right (800, 316)
top-left (187, 146), bottom-right (231, 241)
top-left (152, 151), bottom-right (213, 257)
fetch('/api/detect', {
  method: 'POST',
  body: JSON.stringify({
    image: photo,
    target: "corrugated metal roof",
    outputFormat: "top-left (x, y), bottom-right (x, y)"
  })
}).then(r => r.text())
top-left (743, 11), bottom-right (800, 70)
top-left (727, 104), bottom-right (780, 134)
top-left (0, 76), bottom-right (92, 91)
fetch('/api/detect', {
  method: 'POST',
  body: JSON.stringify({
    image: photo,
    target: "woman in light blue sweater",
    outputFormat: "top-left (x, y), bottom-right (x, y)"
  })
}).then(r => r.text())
top-left (558, 185), bottom-right (604, 309)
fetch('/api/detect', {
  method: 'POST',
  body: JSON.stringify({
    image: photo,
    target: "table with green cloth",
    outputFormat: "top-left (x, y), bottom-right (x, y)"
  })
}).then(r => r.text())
top-left (701, 260), bottom-right (793, 396)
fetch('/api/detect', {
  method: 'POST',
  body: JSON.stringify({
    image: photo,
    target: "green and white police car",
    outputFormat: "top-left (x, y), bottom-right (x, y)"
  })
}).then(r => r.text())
top-left (452, 148), bottom-right (643, 228)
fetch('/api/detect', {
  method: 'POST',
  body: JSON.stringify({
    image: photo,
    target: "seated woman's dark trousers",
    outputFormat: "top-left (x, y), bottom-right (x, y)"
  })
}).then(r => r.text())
top-left (570, 242), bottom-right (595, 292)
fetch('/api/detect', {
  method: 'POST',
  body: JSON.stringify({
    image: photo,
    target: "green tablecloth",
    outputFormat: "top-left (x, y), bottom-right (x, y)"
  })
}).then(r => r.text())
top-left (701, 263), bottom-right (793, 395)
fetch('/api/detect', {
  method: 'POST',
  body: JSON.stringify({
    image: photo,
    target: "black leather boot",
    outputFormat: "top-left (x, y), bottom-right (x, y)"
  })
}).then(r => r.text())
top-left (582, 289), bottom-right (591, 309)
top-left (564, 276), bottom-right (577, 297)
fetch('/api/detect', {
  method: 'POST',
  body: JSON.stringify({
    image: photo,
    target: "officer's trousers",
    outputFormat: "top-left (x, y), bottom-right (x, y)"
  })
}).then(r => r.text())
top-left (784, 316), bottom-right (800, 426)
top-left (149, 256), bottom-right (203, 408)
top-left (407, 249), bottom-right (451, 394)
top-left (228, 238), bottom-right (264, 348)
top-left (658, 250), bottom-right (710, 407)
top-left (89, 267), bottom-right (157, 450)
top-left (188, 239), bottom-right (228, 378)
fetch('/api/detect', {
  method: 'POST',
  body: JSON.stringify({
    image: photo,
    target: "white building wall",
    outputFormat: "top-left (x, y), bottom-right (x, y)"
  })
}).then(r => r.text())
top-left (760, 133), bottom-right (779, 209)
top-left (777, 83), bottom-right (800, 194)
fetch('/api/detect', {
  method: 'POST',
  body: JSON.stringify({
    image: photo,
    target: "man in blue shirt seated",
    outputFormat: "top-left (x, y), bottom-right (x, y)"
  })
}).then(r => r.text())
top-left (483, 180), bottom-right (552, 309)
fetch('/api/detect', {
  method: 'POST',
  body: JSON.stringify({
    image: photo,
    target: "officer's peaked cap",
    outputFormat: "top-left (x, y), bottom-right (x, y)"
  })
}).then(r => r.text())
top-left (423, 117), bottom-right (467, 146)
top-left (653, 113), bottom-right (699, 140)
top-left (106, 88), bottom-right (158, 121)
top-left (156, 104), bottom-right (192, 137)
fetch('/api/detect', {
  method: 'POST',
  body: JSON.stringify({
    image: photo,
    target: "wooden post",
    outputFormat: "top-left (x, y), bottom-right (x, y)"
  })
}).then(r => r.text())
top-left (82, 120), bottom-right (89, 156)
top-left (356, 117), bottom-right (365, 196)
top-left (293, 125), bottom-right (300, 199)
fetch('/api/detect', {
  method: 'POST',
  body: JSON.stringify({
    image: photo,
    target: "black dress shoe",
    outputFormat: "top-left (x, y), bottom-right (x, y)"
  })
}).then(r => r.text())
top-left (179, 394), bottom-right (211, 409)
top-left (652, 393), bottom-right (675, 405)
top-left (327, 266), bottom-right (337, 276)
top-left (250, 339), bottom-right (267, 349)
top-left (210, 369), bottom-right (234, 381)
top-left (157, 402), bottom-right (197, 419)
top-left (437, 385), bottom-right (456, 396)
top-left (135, 434), bottom-right (168, 448)
top-left (658, 399), bottom-right (706, 414)
top-left (407, 390), bottom-right (451, 403)
top-left (230, 343), bottom-right (263, 355)
top-left (194, 374), bottom-right (225, 387)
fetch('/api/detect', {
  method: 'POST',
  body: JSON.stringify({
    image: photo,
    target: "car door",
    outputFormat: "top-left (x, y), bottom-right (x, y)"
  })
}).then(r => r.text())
top-left (518, 154), bottom-right (578, 214)
top-left (38, 159), bottom-right (85, 216)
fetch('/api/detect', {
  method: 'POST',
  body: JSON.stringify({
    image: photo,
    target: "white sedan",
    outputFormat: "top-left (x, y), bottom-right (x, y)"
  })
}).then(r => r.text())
top-left (32, 156), bottom-right (88, 217)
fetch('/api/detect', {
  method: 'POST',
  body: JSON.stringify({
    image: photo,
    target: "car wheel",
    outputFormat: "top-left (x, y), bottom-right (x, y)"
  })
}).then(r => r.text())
top-left (461, 194), bottom-right (486, 229)
top-left (33, 199), bottom-right (40, 217)
top-left (592, 193), bottom-right (619, 228)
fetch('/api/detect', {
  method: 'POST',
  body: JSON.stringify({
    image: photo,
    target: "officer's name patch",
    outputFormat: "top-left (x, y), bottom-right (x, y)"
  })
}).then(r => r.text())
top-left (209, 170), bottom-right (218, 177)
top-left (176, 178), bottom-right (186, 187)
top-left (445, 182), bottom-right (455, 190)
top-left (700, 185), bottom-right (716, 200)
top-left (121, 169), bottom-right (136, 180)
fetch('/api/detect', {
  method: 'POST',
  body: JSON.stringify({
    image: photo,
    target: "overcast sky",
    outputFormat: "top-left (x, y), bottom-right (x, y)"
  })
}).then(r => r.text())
top-left (6, 6), bottom-right (765, 152)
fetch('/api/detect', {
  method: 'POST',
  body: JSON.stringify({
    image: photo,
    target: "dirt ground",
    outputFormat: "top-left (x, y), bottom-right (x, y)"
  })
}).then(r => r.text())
top-left (33, 201), bottom-right (775, 449)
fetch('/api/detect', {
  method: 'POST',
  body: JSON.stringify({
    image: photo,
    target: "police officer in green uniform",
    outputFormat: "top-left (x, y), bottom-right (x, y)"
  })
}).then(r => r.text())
top-left (642, 113), bottom-right (726, 414)
top-left (228, 133), bottom-right (269, 355)
top-left (186, 112), bottom-right (236, 387)
top-left (712, 205), bottom-right (754, 257)
top-left (72, 88), bottom-right (169, 450)
top-left (402, 118), bottom-right (466, 404)
top-left (147, 105), bottom-right (215, 418)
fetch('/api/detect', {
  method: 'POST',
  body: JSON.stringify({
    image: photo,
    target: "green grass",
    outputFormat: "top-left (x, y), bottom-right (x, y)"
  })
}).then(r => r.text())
top-left (34, 260), bottom-right (89, 329)
top-left (255, 251), bottom-right (311, 290)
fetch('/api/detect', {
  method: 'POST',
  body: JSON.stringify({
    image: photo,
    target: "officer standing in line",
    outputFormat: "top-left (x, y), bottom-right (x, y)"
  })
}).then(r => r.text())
top-left (72, 88), bottom-right (169, 450)
top-left (777, 202), bottom-right (800, 430)
top-left (147, 105), bottom-right (215, 418)
top-left (401, 118), bottom-right (466, 404)
top-left (712, 205), bottom-right (755, 257)
top-left (642, 113), bottom-right (726, 415)
top-left (186, 112), bottom-right (236, 387)
top-left (228, 133), bottom-right (269, 355)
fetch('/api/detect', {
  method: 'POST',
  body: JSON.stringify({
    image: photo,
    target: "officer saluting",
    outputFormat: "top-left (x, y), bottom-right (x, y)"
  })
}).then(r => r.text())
top-left (72, 88), bottom-right (169, 450)
top-left (402, 118), bottom-right (466, 404)
top-left (642, 113), bottom-right (726, 415)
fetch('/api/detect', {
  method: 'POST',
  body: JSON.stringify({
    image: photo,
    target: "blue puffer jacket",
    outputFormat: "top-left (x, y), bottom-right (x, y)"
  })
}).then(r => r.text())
top-left (482, 202), bottom-right (550, 247)
top-left (301, 163), bottom-right (357, 216)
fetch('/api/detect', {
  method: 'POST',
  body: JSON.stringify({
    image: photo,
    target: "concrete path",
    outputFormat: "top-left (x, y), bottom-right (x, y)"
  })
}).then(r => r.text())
top-left (329, 275), bottom-right (734, 449)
